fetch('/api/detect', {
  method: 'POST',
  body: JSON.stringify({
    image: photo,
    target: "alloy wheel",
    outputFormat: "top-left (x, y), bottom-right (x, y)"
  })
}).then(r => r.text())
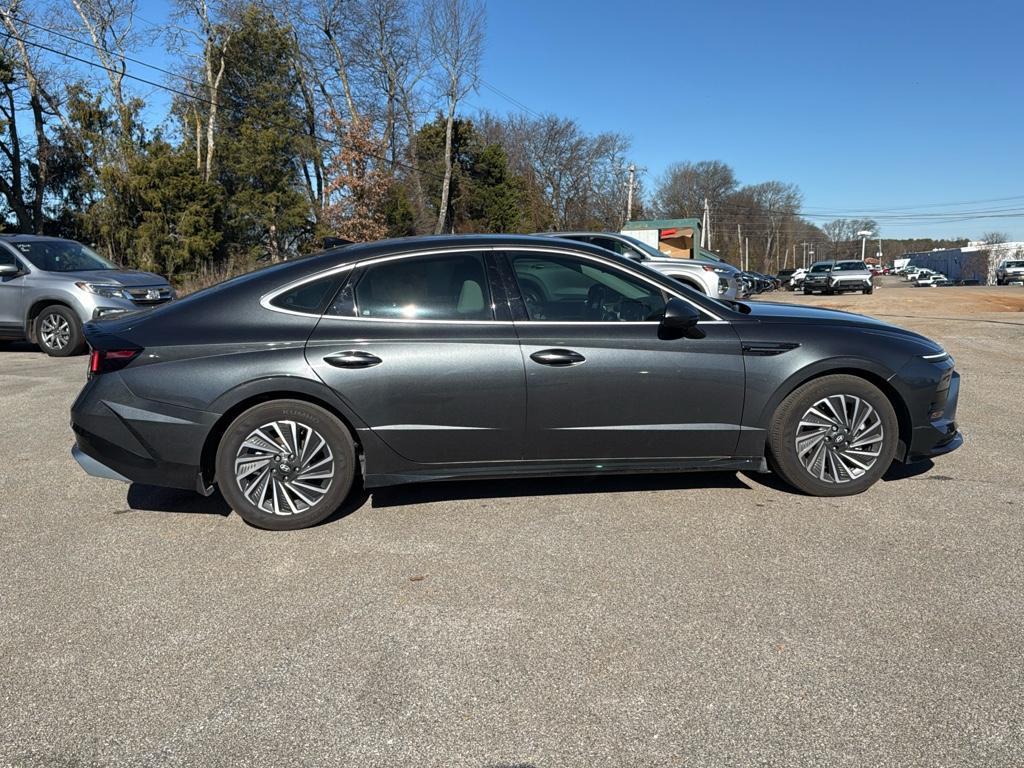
top-left (795, 394), bottom-right (884, 484)
top-left (233, 420), bottom-right (335, 516)
top-left (40, 313), bottom-right (71, 351)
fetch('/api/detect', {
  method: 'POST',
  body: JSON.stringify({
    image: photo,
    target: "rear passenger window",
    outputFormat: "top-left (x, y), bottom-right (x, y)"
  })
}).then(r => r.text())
top-left (269, 275), bottom-right (342, 314)
top-left (352, 253), bottom-right (493, 321)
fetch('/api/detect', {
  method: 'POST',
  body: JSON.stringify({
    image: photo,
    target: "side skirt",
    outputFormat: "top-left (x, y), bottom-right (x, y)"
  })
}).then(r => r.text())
top-left (364, 456), bottom-right (769, 489)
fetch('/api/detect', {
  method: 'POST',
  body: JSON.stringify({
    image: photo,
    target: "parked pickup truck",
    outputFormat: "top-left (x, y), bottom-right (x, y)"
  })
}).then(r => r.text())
top-left (802, 260), bottom-right (874, 295)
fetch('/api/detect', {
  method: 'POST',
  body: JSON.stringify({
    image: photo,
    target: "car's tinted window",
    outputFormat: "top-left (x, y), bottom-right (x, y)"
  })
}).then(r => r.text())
top-left (269, 275), bottom-right (343, 314)
top-left (509, 252), bottom-right (670, 322)
top-left (352, 252), bottom-right (493, 321)
top-left (834, 261), bottom-right (868, 271)
top-left (0, 247), bottom-right (16, 268)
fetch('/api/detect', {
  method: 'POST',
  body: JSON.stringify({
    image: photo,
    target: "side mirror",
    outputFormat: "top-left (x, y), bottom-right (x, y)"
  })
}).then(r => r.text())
top-left (0, 264), bottom-right (20, 277)
top-left (659, 297), bottom-right (704, 339)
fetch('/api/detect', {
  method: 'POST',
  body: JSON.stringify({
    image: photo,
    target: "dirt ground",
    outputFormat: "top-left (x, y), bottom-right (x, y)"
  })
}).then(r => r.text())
top-left (765, 277), bottom-right (1024, 322)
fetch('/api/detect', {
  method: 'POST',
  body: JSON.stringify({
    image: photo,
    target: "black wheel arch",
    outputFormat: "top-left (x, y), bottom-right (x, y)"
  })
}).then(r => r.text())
top-left (756, 359), bottom-right (913, 462)
top-left (200, 376), bottom-right (371, 488)
top-left (26, 298), bottom-right (76, 342)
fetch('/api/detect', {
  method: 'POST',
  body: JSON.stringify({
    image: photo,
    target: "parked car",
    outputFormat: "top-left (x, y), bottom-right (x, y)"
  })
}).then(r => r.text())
top-left (71, 234), bottom-right (962, 530)
top-left (788, 267), bottom-right (809, 290)
top-left (996, 259), bottom-right (1024, 285)
top-left (0, 235), bottom-right (173, 356)
top-left (802, 260), bottom-right (874, 295)
top-left (534, 231), bottom-right (740, 300)
top-left (744, 271), bottom-right (778, 293)
top-left (776, 269), bottom-right (797, 288)
top-left (914, 272), bottom-right (949, 287)
top-left (902, 268), bottom-right (927, 281)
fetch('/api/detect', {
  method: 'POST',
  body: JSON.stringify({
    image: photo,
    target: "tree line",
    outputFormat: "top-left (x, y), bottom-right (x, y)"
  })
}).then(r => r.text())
top-left (0, 0), bottom-right (968, 286)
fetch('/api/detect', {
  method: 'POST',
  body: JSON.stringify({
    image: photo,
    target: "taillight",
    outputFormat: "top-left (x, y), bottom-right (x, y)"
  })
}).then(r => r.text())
top-left (88, 348), bottom-right (141, 376)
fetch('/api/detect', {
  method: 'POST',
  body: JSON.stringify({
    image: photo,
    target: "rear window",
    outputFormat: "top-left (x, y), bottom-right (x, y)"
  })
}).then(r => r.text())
top-left (269, 275), bottom-right (344, 314)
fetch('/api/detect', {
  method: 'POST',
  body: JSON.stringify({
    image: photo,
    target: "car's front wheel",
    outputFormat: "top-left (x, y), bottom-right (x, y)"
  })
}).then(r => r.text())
top-left (215, 400), bottom-right (357, 530)
top-left (35, 304), bottom-right (85, 357)
top-left (768, 375), bottom-right (898, 496)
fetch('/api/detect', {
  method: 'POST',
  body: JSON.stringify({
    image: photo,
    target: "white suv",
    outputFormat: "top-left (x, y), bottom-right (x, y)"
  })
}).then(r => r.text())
top-left (996, 260), bottom-right (1024, 285)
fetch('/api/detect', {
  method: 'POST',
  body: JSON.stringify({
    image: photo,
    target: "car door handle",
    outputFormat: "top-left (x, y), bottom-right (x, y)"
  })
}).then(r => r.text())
top-left (529, 348), bottom-right (586, 367)
top-left (323, 351), bottom-right (382, 369)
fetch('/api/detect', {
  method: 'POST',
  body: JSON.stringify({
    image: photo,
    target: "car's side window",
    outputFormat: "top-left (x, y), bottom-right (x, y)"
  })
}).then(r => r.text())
top-left (590, 237), bottom-right (633, 258)
top-left (0, 248), bottom-right (17, 268)
top-left (269, 275), bottom-right (344, 314)
top-left (349, 252), bottom-right (493, 321)
top-left (508, 252), bottom-right (670, 322)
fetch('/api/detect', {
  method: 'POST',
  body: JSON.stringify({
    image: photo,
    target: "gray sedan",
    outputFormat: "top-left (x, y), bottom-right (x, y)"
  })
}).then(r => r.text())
top-left (71, 235), bottom-right (961, 529)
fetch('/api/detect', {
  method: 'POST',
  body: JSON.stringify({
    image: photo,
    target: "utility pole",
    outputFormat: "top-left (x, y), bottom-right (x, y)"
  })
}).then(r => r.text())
top-left (625, 164), bottom-right (636, 223)
top-left (744, 236), bottom-right (749, 272)
top-left (701, 197), bottom-right (710, 249)
top-left (802, 241), bottom-right (808, 269)
top-left (737, 223), bottom-right (742, 267)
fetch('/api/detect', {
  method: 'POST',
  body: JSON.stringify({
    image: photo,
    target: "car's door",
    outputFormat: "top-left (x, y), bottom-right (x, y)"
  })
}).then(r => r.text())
top-left (500, 248), bottom-right (746, 461)
top-left (304, 249), bottom-right (526, 464)
top-left (0, 247), bottom-right (27, 332)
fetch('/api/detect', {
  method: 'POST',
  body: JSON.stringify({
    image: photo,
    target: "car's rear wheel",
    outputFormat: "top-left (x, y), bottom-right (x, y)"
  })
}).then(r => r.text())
top-left (215, 400), bottom-right (357, 530)
top-left (35, 304), bottom-right (85, 357)
top-left (768, 375), bottom-right (898, 496)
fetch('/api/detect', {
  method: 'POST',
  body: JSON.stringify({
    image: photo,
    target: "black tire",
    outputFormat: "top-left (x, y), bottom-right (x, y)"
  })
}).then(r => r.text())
top-left (34, 304), bottom-right (85, 357)
top-left (768, 374), bottom-right (898, 497)
top-left (802, 288), bottom-right (812, 295)
top-left (215, 399), bottom-right (357, 530)
top-left (864, 284), bottom-right (874, 294)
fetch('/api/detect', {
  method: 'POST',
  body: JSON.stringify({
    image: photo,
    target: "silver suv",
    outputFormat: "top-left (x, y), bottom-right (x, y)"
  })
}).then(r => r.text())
top-left (802, 260), bottom-right (874, 295)
top-left (0, 235), bottom-right (174, 356)
top-left (536, 231), bottom-right (741, 300)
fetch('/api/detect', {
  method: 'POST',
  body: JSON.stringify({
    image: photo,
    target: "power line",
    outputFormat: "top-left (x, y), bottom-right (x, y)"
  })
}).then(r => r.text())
top-left (0, 28), bottom-right (449, 184)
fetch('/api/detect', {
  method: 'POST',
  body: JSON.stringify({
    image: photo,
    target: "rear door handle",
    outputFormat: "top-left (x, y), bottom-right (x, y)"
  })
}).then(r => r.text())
top-left (323, 351), bottom-right (382, 369)
top-left (529, 348), bottom-right (586, 367)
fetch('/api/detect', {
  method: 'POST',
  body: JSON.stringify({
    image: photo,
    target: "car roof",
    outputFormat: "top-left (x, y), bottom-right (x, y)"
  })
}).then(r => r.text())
top-left (0, 234), bottom-right (78, 243)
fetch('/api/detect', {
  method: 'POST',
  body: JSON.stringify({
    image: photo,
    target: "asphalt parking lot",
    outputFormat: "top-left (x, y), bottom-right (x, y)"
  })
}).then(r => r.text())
top-left (2, 279), bottom-right (1023, 767)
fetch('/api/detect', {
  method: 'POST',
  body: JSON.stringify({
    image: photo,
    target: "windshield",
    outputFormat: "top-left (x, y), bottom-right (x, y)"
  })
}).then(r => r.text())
top-left (14, 240), bottom-right (116, 272)
top-left (834, 261), bottom-right (868, 271)
top-left (810, 262), bottom-right (833, 272)
top-left (1005, 261), bottom-right (1024, 268)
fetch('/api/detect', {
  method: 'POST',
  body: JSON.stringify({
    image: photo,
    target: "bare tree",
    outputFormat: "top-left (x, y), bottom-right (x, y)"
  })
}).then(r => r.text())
top-left (981, 231), bottom-right (1009, 245)
top-left (425, 0), bottom-right (483, 234)
top-left (171, 0), bottom-right (231, 182)
top-left (653, 160), bottom-right (738, 221)
top-left (0, 1), bottom-right (70, 232)
top-left (65, 0), bottom-right (140, 143)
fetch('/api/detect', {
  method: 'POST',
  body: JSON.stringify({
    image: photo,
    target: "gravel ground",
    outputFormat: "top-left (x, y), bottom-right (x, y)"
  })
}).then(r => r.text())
top-left (2, 281), bottom-right (1023, 767)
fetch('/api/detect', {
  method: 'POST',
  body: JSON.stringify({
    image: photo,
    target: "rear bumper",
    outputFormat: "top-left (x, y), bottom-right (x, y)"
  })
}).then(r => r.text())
top-left (72, 444), bottom-right (130, 483)
top-left (70, 372), bottom-right (217, 492)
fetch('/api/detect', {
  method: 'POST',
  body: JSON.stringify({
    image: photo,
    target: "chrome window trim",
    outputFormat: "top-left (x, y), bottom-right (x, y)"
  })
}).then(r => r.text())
top-left (260, 244), bottom-right (724, 324)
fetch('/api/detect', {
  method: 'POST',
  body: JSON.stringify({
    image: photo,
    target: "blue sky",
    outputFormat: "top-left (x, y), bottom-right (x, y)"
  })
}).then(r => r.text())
top-left (132, 0), bottom-right (1022, 239)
